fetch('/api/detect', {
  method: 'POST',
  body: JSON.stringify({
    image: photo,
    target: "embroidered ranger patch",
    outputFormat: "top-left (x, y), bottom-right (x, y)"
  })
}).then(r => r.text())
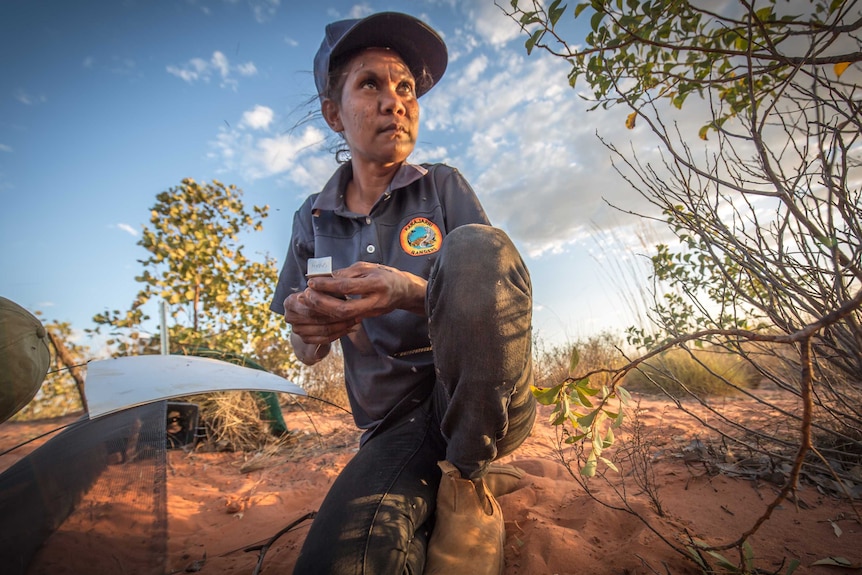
top-left (400, 217), bottom-right (442, 256)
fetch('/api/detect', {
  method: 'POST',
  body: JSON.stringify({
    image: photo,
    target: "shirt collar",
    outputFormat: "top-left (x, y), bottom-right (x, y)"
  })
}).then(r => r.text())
top-left (312, 162), bottom-right (429, 213)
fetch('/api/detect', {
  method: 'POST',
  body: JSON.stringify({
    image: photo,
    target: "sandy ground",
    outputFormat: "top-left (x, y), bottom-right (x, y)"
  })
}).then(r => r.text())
top-left (2, 390), bottom-right (860, 575)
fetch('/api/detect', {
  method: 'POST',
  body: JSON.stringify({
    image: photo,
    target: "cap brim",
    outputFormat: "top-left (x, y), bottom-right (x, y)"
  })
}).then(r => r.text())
top-left (329, 12), bottom-right (448, 98)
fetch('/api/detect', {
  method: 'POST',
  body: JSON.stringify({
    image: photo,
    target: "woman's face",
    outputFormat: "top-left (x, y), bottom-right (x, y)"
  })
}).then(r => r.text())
top-left (323, 48), bottom-right (419, 167)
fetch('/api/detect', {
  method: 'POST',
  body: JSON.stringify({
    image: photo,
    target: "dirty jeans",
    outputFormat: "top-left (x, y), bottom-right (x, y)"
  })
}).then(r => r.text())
top-left (292, 224), bottom-right (536, 575)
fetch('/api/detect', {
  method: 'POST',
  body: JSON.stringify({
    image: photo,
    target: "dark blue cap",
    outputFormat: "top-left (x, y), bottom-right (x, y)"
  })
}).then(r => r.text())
top-left (313, 12), bottom-right (448, 101)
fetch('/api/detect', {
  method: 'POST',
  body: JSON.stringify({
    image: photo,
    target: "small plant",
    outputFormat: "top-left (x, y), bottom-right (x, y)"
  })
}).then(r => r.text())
top-left (616, 400), bottom-right (665, 516)
top-left (532, 346), bottom-right (630, 477)
top-left (687, 538), bottom-right (800, 575)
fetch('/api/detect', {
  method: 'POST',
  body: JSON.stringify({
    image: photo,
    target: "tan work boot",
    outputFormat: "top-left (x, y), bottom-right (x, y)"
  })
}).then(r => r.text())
top-left (424, 460), bottom-right (505, 575)
top-left (485, 463), bottom-right (525, 498)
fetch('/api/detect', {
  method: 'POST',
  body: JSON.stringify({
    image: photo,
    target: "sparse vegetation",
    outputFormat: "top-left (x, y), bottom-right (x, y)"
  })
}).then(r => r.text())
top-left (624, 346), bottom-right (761, 397)
top-left (292, 342), bottom-right (350, 412)
top-left (507, 0), bottom-right (861, 571)
top-left (12, 318), bottom-right (87, 421)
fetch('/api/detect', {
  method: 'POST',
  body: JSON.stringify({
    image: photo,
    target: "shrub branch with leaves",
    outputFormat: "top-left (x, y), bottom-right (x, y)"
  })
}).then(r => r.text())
top-left (507, 0), bottom-right (861, 571)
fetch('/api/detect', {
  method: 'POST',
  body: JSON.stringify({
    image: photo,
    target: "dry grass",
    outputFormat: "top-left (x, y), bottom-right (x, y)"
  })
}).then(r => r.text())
top-left (170, 345), bottom-right (350, 455)
top-left (533, 332), bottom-right (628, 390)
top-left (295, 343), bottom-right (350, 412)
top-left (188, 391), bottom-right (284, 452)
top-left (623, 345), bottom-right (760, 397)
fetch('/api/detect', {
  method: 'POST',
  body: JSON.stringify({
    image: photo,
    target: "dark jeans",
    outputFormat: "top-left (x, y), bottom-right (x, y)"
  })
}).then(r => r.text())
top-left (293, 224), bottom-right (536, 575)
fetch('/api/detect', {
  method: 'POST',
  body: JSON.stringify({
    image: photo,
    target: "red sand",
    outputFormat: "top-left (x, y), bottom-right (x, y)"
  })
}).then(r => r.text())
top-left (2, 392), bottom-right (859, 575)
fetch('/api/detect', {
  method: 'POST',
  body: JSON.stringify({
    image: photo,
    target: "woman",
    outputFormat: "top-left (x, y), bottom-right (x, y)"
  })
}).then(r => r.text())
top-left (271, 12), bottom-right (536, 575)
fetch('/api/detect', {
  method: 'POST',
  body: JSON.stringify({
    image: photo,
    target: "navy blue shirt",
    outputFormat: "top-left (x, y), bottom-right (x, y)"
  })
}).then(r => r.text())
top-left (271, 162), bottom-right (489, 432)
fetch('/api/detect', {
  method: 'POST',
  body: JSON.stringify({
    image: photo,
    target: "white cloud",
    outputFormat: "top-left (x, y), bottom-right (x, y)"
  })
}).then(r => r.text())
top-left (279, 153), bottom-right (341, 194)
top-left (325, 3), bottom-right (372, 19)
top-left (422, 42), bottom-right (669, 256)
top-left (236, 62), bottom-right (258, 76)
top-left (14, 89), bottom-right (46, 106)
top-left (166, 58), bottom-right (208, 83)
top-left (410, 145), bottom-right (450, 166)
top-left (241, 105), bottom-right (274, 130)
top-left (115, 223), bottom-right (139, 237)
top-left (346, 3), bottom-right (373, 19)
top-left (167, 51), bottom-right (258, 89)
top-left (248, 0), bottom-right (280, 23)
top-left (466, 0), bottom-right (522, 47)
top-left (0, 143), bottom-right (11, 153)
top-left (211, 51), bottom-right (230, 78)
top-left (210, 110), bottom-right (328, 184)
top-left (249, 128), bottom-right (327, 179)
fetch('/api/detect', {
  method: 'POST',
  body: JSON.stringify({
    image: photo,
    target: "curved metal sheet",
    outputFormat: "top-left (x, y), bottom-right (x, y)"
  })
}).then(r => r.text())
top-left (85, 355), bottom-right (305, 419)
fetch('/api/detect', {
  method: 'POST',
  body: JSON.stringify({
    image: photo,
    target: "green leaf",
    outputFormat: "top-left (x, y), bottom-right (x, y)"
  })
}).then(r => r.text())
top-left (580, 453), bottom-right (597, 476)
top-left (548, 0), bottom-right (567, 26)
top-left (743, 540), bottom-right (754, 570)
top-left (811, 557), bottom-right (859, 568)
top-left (580, 381), bottom-right (600, 396)
top-left (531, 382), bottom-right (565, 405)
top-left (755, 6), bottom-right (773, 21)
top-left (577, 409), bottom-right (599, 428)
top-left (592, 431), bottom-right (604, 455)
top-left (525, 29), bottom-right (544, 55)
top-left (603, 426), bottom-right (615, 448)
top-left (569, 347), bottom-right (580, 373)
top-left (565, 432), bottom-right (587, 444)
top-left (616, 386), bottom-right (632, 406)
top-left (574, 2), bottom-right (590, 17)
top-left (590, 10), bottom-right (603, 32)
top-left (705, 549), bottom-right (738, 571)
top-left (520, 11), bottom-right (539, 25)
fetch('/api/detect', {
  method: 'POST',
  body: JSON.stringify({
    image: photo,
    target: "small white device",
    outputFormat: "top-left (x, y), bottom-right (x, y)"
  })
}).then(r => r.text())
top-left (307, 256), bottom-right (334, 278)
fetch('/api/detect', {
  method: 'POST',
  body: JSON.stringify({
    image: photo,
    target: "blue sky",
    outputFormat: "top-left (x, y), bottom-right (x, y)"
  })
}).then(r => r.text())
top-left (1, 0), bottom-right (668, 353)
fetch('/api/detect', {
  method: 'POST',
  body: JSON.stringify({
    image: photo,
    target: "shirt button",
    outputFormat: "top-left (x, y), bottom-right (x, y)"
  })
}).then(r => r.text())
top-left (366, 245), bottom-right (376, 254)
top-left (365, 217), bottom-right (372, 225)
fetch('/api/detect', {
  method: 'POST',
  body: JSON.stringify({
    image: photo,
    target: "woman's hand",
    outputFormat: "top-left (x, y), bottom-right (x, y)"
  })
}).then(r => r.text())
top-left (283, 261), bottom-right (427, 347)
top-left (310, 261), bottom-right (427, 318)
top-left (283, 288), bottom-right (359, 345)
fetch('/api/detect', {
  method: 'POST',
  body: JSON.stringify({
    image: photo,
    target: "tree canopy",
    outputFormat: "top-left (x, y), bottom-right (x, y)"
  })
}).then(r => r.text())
top-left (511, 0), bottom-right (860, 135)
top-left (93, 178), bottom-right (293, 375)
top-left (507, 0), bottom-right (861, 381)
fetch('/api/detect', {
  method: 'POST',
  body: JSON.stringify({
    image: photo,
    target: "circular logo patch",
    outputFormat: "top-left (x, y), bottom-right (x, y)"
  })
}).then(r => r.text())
top-left (400, 217), bottom-right (442, 256)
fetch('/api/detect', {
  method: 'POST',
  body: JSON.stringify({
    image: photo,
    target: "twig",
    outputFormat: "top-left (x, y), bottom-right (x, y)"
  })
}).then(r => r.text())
top-left (246, 511), bottom-right (317, 575)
